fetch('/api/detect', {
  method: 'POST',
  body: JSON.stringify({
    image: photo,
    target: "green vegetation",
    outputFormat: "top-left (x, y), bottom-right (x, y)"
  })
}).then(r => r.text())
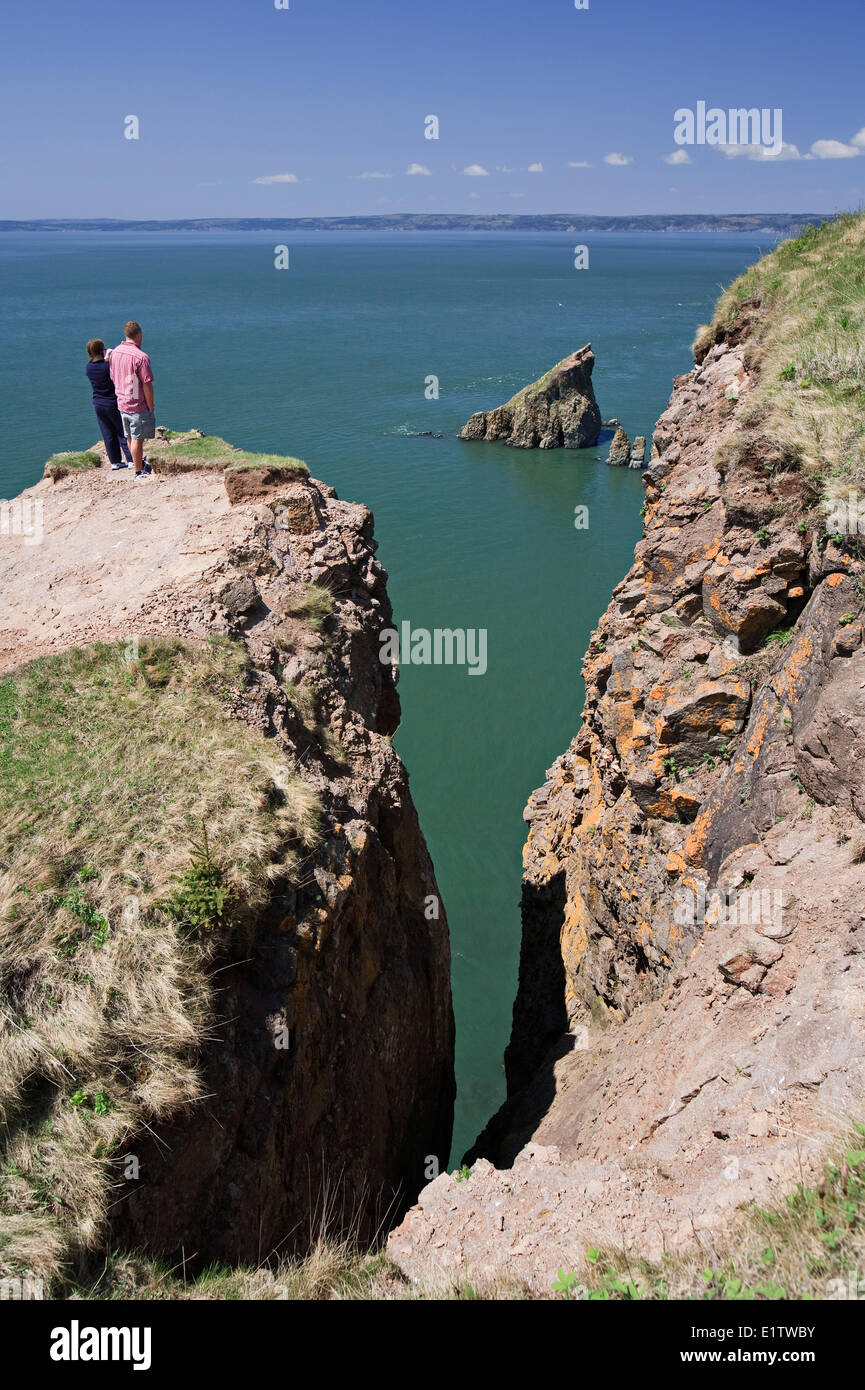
top-left (44, 450), bottom-right (101, 480)
top-left (279, 582), bottom-right (334, 631)
top-left (695, 212), bottom-right (865, 506)
top-left (150, 432), bottom-right (309, 476)
top-left (0, 638), bottom-right (319, 1285)
top-left (159, 433), bottom-right (236, 460)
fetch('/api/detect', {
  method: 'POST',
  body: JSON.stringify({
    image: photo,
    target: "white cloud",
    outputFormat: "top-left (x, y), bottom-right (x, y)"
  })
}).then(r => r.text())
top-left (664, 149), bottom-right (691, 165)
top-left (468, 191), bottom-right (481, 199)
top-left (405, 163), bottom-right (431, 175)
top-left (810, 138), bottom-right (861, 159)
top-left (463, 164), bottom-right (489, 176)
top-left (603, 152), bottom-right (633, 166)
top-left (357, 170), bottom-right (392, 179)
top-left (496, 164), bottom-right (516, 172)
top-left (568, 160), bottom-right (591, 168)
top-left (528, 162), bottom-right (544, 173)
top-left (852, 128), bottom-right (865, 148)
top-left (719, 142), bottom-right (802, 161)
top-left (251, 173), bottom-right (299, 184)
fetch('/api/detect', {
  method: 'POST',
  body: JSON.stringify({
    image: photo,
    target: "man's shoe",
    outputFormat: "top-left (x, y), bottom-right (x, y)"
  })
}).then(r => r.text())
top-left (110, 462), bottom-right (129, 471)
top-left (141, 462), bottom-right (153, 475)
top-left (133, 470), bottom-right (149, 481)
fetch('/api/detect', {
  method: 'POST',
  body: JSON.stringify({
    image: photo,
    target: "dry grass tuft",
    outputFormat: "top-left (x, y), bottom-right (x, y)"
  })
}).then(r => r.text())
top-left (0, 638), bottom-right (320, 1286)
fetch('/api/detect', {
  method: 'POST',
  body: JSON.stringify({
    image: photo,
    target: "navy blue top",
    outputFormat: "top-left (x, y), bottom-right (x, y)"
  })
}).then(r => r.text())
top-left (86, 359), bottom-right (118, 406)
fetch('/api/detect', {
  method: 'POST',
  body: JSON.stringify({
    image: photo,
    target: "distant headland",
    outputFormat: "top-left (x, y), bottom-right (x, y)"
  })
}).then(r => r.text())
top-left (0, 212), bottom-right (830, 235)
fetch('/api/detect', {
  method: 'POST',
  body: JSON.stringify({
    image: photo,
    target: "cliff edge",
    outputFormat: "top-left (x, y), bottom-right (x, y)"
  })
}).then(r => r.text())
top-left (0, 432), bottom-right (455, 1286)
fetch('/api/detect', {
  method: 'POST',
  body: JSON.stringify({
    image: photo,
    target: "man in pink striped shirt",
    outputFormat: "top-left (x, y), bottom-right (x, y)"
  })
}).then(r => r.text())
top-left (108, 321), bottom-right (155, 479)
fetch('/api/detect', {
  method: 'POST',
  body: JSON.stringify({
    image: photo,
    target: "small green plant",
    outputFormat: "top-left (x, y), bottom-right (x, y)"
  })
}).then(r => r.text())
top-left (68, 1088), bottom-right (114, 1117)
top-left (796, 519), bottom-right (807, 535)
top-left (551, 1269), bottom-right (581, 1300)
top-left (93, 1091), bottom-right (114, 1118)
top-left (839, 613), bottom-right (856, 626)
top-left (662, 755), bottom-right (679, 782)
top-left (54, 871), bottom-right (112, 948)
top-left (754, 525), bottom-right (771, 542)
top-left (765, 627), bottom-right (794, 648)
top-left (453, 1164), bottom-right (471, 1183)
top-left (156, 823), bottom-right (229, 937)
top-left (779, 362), bottom-right (797, 382)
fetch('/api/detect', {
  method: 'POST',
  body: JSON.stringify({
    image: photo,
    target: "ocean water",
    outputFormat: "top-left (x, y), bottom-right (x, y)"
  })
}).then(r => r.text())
top-left (0, 230), bottom-right (769, 1160)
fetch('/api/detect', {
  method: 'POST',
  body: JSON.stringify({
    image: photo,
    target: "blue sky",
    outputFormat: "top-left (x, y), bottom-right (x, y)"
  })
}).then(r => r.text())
top-left (2, 0), bottom-right (864, 218)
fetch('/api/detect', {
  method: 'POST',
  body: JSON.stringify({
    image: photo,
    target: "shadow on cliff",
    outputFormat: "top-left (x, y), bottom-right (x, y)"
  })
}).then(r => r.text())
top-left (463, 869), bottom-right (571, 1168)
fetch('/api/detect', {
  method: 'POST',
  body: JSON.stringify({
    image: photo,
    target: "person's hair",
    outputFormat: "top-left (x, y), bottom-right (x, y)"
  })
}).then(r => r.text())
top-left (124, 320), bottom-right (142, 340)
top-left (86, 338), bottom-right (106, 360)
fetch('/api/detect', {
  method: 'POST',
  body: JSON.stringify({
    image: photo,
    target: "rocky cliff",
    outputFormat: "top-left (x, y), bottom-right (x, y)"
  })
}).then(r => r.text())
top-left (0, 432), bottom-right (454, 1283)
top-left (460, 344), bottom-right (602, 449)
top-left (389, 215), bottom-right (865, 1293)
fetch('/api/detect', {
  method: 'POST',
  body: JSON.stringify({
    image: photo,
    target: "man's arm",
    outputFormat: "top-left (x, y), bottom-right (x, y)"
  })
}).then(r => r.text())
top-left (139, 355), bottom-right (155, 411)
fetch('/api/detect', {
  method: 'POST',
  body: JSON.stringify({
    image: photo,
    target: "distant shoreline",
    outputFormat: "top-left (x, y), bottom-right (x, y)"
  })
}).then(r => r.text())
top-left (0, 212), bottom-right (831, 235)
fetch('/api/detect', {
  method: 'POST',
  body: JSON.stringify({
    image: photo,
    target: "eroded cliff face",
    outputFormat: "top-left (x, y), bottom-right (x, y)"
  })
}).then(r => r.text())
top-left (0, 440), bottom-right (454, 1270)
top-left (389, 307), bottom-right (865, 1293)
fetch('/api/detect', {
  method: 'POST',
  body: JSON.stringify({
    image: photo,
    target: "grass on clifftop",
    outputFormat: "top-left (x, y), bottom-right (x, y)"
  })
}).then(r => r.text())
top-left (149, 432), bottom-right (308, 475)
top-left (44, 451), bottom-right (101, 481)
top-left (0, 638), bottom-right (319, 1287)
top-left (695, 210), bottom-right (865, 504)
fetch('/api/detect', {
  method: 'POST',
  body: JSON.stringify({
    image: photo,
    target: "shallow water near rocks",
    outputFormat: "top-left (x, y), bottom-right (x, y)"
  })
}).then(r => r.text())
top-left (0, 229), bottom-right (768, 1160)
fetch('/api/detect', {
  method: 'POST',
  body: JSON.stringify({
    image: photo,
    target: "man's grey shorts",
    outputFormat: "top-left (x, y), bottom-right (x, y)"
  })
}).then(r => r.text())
top-left (121, 409), bottom-right (156, 440)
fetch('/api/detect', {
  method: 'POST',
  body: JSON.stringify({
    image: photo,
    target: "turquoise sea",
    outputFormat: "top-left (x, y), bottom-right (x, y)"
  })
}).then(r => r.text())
top-left (0, 230), bottom-right (770, 1158)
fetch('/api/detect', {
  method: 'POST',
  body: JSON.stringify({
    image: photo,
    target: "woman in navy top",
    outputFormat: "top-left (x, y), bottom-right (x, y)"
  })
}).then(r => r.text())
top-left (86, 338), bottom-right (133, 470)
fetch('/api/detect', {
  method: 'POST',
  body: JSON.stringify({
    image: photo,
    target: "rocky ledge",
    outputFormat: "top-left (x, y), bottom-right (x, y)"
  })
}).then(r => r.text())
top-left (460, 344), bottom-right (602, 449)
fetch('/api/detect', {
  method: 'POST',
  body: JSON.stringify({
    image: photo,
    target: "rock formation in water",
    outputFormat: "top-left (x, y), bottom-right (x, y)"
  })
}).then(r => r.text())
top-left (389, 217), bottom-right (865, 1293)
top-left (606, 424), bottom-right (631, 466)
top-left (629, 434), bottom-right (647, 467)
top-left (0, 431), bottom-right (455, 1281)
top-left (460, 344), bottom-right (602, 449)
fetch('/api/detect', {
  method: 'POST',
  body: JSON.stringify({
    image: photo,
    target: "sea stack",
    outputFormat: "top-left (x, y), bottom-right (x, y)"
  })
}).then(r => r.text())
top-left (606, 425), bottom-right (631, 466)
top-left (460, 343), bottom-right (602, 449)
top-left (629, 434), bottom-right (647, 467)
